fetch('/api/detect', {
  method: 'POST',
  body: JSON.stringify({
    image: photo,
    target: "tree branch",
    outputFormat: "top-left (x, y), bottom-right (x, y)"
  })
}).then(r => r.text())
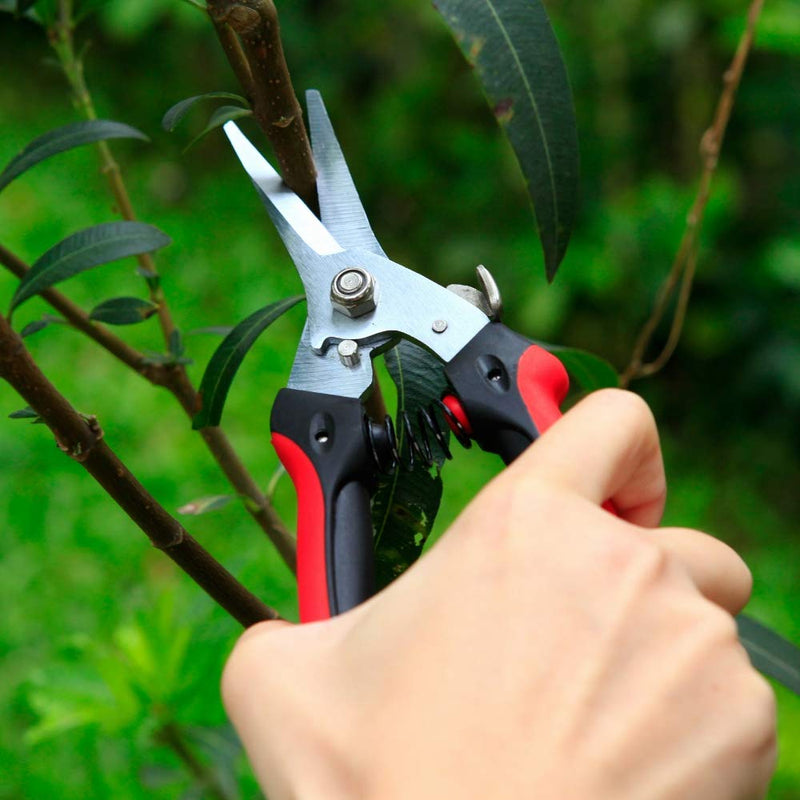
top-left (619, 0), bottom-right (764, 387)
top-left (0, 312), bottom-right (278, 628)
top-left (0, 242), bottom-right (296, 569)
top-left (206, 0), bottom-right (318, 211)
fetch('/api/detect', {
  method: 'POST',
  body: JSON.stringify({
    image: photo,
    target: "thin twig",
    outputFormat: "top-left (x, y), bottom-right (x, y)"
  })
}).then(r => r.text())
top-left (619, 0), bottom-right (764, 388)
top-left (0, 243), bottom-right (296, 569)
top-left (155, 722), bottom-right (235, 800)
top-left (50, 4), bottom-right (177, 343)
top-left (0, 313), bottom-right (279, 627)
top-left (34, 1), bottom-right (297, 569)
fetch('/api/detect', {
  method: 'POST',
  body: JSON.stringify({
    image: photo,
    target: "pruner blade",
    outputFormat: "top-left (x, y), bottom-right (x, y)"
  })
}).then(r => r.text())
top-left (223, 120), bottom-right (342, 264)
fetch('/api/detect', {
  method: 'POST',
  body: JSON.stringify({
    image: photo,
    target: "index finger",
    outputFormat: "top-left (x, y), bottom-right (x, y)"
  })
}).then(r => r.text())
top-left (511, 389), bottom-right (667, 527)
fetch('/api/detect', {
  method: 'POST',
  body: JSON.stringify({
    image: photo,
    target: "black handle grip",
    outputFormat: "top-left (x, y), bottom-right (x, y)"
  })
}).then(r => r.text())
top-left (444, 323), bottom-right (570, 464)
top-left (271, 389), bottom-right (375, 622)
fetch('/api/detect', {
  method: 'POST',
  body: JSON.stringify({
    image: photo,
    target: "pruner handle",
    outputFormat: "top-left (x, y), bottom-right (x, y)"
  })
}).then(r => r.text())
top-left (271, 389), bottom-right (375, 622)
top-left (444, 323), bottom-right (569, 463)
top-left (443, 323), bottom-right (620, 517)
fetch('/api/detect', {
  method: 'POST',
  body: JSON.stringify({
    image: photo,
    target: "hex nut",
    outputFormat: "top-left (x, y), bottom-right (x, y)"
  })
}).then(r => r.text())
top-left (330, 267), bottom-right (377, 318)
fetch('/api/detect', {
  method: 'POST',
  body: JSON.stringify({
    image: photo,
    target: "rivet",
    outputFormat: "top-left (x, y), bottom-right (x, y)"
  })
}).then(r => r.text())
top-left (338, 339), bottom-right (360, 367)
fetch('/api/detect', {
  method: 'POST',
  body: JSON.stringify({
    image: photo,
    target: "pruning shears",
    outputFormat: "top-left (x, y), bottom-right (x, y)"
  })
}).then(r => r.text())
top-left (224, 90), bottom-right (572, 623)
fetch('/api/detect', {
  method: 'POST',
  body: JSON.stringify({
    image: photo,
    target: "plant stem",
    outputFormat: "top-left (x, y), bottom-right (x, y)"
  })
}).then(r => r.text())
top-left (0, 242), bottom-right (296, 569)
top-left (619, 0), bottom-right (764, 388)
top-left (156, 722), bottom-right (235, 800)
top-left (206, 0), bottom-right (318, 211)
top-left (50, 0), bottom-right (176, 343)
top-left (205, 2), bottom-right (389, 421)
top-left (0, 312), bottom-right (279, 627)
top-left (36, 1), bottom-right (297, 569)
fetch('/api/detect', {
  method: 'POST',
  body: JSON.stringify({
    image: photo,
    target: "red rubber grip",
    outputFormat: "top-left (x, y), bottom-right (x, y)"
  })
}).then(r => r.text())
top-left (272, 432), bottom-right (330, 622)
top-left (517, 345), bottom-right (570, 434)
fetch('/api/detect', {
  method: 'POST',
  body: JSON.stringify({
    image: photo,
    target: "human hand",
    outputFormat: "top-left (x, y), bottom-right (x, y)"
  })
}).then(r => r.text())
top-left (222, 389), bottom-right (777, 800)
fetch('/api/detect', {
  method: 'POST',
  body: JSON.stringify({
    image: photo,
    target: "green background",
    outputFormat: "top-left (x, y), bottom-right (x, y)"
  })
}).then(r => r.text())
top-left (1, 0), bottom-right (798, 796)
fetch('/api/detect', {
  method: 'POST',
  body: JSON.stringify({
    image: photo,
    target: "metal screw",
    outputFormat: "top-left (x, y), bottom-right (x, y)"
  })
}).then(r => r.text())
top-left (338, 339), bottom-right (360, 367)
top-left (432, 319), bottom-right (448, 333)
top-left (331, 268), bottom-right (376, 318)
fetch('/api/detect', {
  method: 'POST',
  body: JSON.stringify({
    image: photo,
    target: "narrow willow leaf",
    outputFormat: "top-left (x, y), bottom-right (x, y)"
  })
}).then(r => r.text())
top-left (433, 0), bottom-right (579, 280)
top-left (372, 341), bottom-right (450, 589)
top-left (193, 296), bottom-right (304, 429)
top-left (11, 222), bottom-right (171, 311)
top-left (547, 346), bottom-right (619, 392)
top-left (162, 92), bottom-right (248, 132)
top-left (89, 297), bottom-right (159, 325)
top-left (8, 406), bottom-right (40, 421)
top-left (20, 314), bottom-right (65, 338)
top-left (139, 764), bottom-right (183, 791)
top-left (177, 495), bottom-right (233, 516)
top-left (0, 120), bottom-right (148, 194)
top-left (187, 326), bottom-right (235, 337)
top-left (737, 614), bottom-right (800, 695)
top-left (185, 106), bottom-right (253, 151)
top-left (265, 464), bottom-right (287, 501)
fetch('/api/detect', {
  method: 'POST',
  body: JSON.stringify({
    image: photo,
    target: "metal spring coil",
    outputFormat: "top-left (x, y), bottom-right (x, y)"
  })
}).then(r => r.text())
top-left (365, 399), bottom-right (472, 473)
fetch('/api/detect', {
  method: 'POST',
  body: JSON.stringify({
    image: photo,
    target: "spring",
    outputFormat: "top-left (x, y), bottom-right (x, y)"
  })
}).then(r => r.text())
top-left (365, 398), bottom-right (472, 474)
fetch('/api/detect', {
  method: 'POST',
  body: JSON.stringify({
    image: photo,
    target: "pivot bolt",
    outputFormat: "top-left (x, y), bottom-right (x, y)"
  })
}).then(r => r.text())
top-left (330, 267), bottom-right (376, 318)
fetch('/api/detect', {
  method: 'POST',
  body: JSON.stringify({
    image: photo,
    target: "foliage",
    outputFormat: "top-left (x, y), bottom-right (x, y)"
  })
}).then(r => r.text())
top-left (192, 296), bottom-right (304, 429)
top-left (434, 0), bottom-right (579, 279)
top-left (10, 221), bottom-right (171, 311)
top-left (0, 0), bottom-right (799, 798)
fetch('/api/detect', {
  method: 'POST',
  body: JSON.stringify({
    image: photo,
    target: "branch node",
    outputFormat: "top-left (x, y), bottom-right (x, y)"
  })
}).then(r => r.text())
top-left (218, 4), bottom-right (261, 33)
top-left (56, 413), bottom-right (104, 462)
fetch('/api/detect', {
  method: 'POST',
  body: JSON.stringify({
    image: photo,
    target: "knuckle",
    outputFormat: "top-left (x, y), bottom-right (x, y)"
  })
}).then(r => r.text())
top-left (617, 534), bottom-right (672, 587)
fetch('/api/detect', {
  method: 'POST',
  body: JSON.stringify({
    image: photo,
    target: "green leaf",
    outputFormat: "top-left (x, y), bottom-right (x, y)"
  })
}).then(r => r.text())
top-left (372, 341), bottom-right (450, 589)
top-left (89, 297), bottom-right (159, 325)
top-left (737, 615), bottom-right (800, 696)
top-left (193, 296), bottom-right (304, 429)
top-left (0, 0), bottom-right (38, 17)
top-left (433, 0), bottom-right (579, 280)
top-left (187, 326), bottom-right (235, 337)
top-left (11, 222), bottom-right (171, 312)
top-left (25, 674), bottom-right (116, 745)
top-left (20, 314), bottom-right (65, 338)
top-left (176, 495), bottom-right (233, 516)
top-left (162, 92), bottom-right (248, 132)
top-left (8, 406), bottom-right (41, 422)
top-left (547, 346), bottom-right (619, 392)
top-left (0, 120), bottom-right (148, 194)
top-left (185, 105), bottom-right (253, 151)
